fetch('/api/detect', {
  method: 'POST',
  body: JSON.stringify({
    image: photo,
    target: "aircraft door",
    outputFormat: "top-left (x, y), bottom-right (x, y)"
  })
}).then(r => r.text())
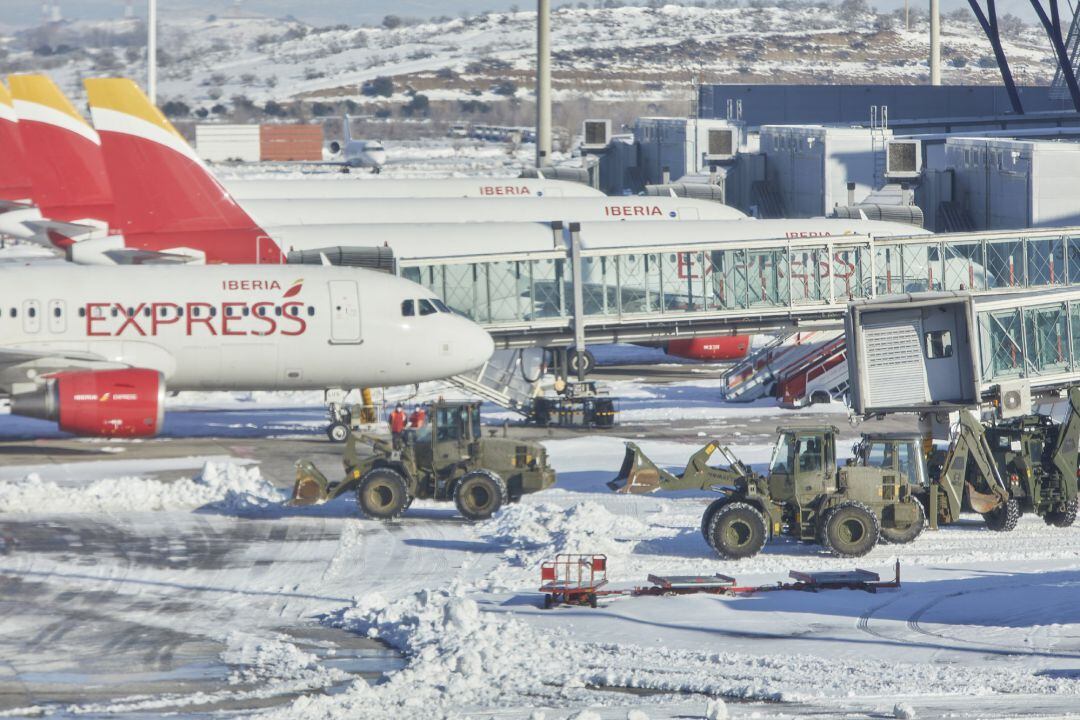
top-left (22, 300), bottom-right (40, 334)
top-left (328, 280), bottom-right (362, 344)
top-left (47, 300), bottom-right (66, 334)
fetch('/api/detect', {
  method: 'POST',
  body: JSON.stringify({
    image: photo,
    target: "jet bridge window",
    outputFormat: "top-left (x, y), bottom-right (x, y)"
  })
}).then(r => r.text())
top-left (401, 300), bottom-right (415, 317)
top-left (924, 330), bottom-right (953, 359)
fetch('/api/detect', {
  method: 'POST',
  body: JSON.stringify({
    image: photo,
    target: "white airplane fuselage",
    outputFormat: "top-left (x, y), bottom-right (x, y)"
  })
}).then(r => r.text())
top-left (221, 177), bottom-right (605, 200)
top-left (0, 265), bottom-right (494, 393)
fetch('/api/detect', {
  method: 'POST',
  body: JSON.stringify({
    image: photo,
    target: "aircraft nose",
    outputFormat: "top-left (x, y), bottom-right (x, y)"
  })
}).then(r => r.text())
top-left (446, 317), bottom-right (494, 373)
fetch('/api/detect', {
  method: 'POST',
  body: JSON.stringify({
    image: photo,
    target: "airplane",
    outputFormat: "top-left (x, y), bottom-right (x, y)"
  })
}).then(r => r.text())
top-left (327, 114), bottom-right (386, 173)
top-left (220, 176), bottom-right (606, 200)
top-left (0, 264), bottom-right (494, 439)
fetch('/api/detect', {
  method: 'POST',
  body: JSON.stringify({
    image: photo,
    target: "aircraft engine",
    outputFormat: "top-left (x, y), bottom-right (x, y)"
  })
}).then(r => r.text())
top-left (665, 336), bottom-right (750, 361)
top-left (328, 141), bottom-right (341, 154)
top-left (11, 368), bottom-right (165, 437)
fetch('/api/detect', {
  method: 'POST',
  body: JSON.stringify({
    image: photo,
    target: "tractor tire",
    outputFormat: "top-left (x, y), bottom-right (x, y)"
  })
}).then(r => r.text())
top-left (542, 594), bottom-right (553, 609)
top-left (822, 501), bottom-right (880, 558)
top-left (1044, 498), bottom-right (1078, 528)
top-left (880, 500), bottom-right (926, 545)
top-left (700, 497), bottom-right (731, 543)
top-left (706, 502), bottom-right (767, 560)
top-left (326, 422), bottom-right (349, 443)
top-left (356, 468), bottom-right (410, 521)
top-left (454, 470), bottom-right (508, 521)
top-left (982, 498), bottom-right (1020, 532)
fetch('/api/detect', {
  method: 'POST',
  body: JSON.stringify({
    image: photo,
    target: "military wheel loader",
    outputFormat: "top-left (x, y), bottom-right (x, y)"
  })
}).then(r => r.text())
top-left (610, 427), bottom-right (926, 559)
top-left (290, 400), bottom-right (556, 521)
top-left (927, 387), bottom-right (1080, 532)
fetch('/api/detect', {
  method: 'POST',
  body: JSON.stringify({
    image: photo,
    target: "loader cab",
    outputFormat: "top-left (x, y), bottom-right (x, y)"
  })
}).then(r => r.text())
top-left (854, 434), bottom-right (927, 488)
top-left (412, 401), bottom-right (483, 469)
top-left (768, 427), bottom-right (837, 502)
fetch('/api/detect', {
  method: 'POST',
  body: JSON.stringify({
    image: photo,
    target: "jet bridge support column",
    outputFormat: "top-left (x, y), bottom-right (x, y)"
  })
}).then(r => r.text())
top-left (569, 222), bottom-right (587, 381)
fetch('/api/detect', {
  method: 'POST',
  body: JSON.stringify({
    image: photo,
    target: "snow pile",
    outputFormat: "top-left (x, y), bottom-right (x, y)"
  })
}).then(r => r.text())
top-left (266, 588), bottom-right (586, 718)
top-left (223, 632), bottom-right (347, 689)
top-left (0, 461), bottom-right (281, 513)
top-left (705, 698), bottom-right (729, 720)
top-left (476, 500), bottom-right (672, 589)
top-left (893, 703), bottom-right (917, 719)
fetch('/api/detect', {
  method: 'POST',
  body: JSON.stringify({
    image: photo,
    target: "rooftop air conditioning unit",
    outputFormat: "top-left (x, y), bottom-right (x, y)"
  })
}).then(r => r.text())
top-left (886, 139), bottom-right (923, 179)
top-left (996, 379), bottom-right (1032, 419)
top-left (582, 119), bottom-right (612, 151)
top-left (704, 127), bottom-right (736, 162)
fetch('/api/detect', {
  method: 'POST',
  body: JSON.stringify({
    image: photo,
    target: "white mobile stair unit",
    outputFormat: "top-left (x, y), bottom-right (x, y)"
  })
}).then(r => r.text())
top-left (450, 348), bottom-right (541, 417)
top-left (721, 330), bottom-right (844, 402)
top-left (775, 334), bottom-right (849, 408)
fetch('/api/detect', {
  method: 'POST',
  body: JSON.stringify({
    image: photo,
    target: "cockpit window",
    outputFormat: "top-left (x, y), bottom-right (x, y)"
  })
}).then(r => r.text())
top-left (431, 299), bottom-right (452, 314)
top-left (418, 299), bottom-right (437, 316)
top-left (401, 299), bottom-right (415, 317)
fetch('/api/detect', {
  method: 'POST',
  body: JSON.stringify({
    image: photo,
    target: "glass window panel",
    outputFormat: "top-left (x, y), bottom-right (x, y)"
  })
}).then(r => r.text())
top-left (659, 251), bottom-right (699, 312)
top-left (1026, 237), bottom-right (1064, 287)
top-left (1024, 305), bottom-right (1068, 374)
top-left (985, 239), bottom-right (1024, 288)
top-left (875, 245), bottom-right (903, 295)
top-left (1067, 236), bottom-right (1080, 285)
top-left (943, 241), bottom-right (985, 291)
top-left (486, 260), bottom-right (526, 322)
top-left (746, 249), bottom-right (784, 307)
top-left (979, 309), bottom-right (1024, 380)
top-left (832, 247), bottom-right (868, 299)
top-left (900, 243), bottom-right (942, 292)
top-left (617, 253), bottom-right (659, 314)
top-left (442, 264), bottom-right (477, 320)
top-left (789, 247), bottom-right (827, 304)
top-left (530, 259), bottom-right (564, 319)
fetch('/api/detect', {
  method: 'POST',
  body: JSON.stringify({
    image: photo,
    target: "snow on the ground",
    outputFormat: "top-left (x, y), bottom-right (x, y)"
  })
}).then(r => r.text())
top-left (0, 461), bottom-right (280, 513)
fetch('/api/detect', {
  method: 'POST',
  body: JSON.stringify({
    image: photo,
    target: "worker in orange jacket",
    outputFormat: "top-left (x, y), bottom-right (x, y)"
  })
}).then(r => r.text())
top-left (388, 403), bottom-right (408, 449)
top-left (409, 405), bottom-right (427, 430)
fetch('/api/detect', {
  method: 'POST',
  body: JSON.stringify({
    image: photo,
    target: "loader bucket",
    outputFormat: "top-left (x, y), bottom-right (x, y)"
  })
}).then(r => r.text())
top-left (608, 442), bottom-right (668, 494)
top-left (965, 481), bottom-right (1003, 515)
top-left (289, 460), bottom-right (331, 506)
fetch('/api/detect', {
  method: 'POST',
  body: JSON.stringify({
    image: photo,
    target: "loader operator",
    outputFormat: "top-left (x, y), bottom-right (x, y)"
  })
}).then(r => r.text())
top-left (389, 404), bottom-right (408, 449)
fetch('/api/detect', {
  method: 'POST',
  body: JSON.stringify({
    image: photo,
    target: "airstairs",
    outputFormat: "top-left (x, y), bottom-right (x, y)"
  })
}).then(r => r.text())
top-left (775, 335), bottom-right (849, 408)
top-left (449, 348), bottom-right (542, 416)
top-left (721, 330), bottom-right (844, 402)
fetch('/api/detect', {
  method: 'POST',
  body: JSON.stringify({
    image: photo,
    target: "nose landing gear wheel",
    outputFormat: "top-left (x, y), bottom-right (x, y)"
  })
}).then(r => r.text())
top-left (326, 422), bottom-right (349, 443)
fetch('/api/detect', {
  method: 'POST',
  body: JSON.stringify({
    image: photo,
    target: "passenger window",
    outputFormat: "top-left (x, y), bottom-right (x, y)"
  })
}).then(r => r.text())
top-left (28, 307), bottom-right (36, 318)
top-left (226, 306), bottom-right (234, 317)
top-left (192, 307), bottom-right (201, 317)
top-left (925, 330), bottom-right (953, 359)
top-left (307, 306), bottom-right (315, 317)
top-left (54, 307), bottom-right (61, 318)
top-left (111, 307), bottom-right (118, 317)
top-left (8, 308), bottom-right (14, 318)
top-left (78, 308), bottom-right (86, 318)
top-left (177, 306), bottom-right (184, 317)
top-left (257, 306), bottom-right (266, 317)
top-left (401, 300), bottom-right (415, 317)
top-left (143, 307), bottom-right (151, 317)
top-left (210, 307), bottom-right (217, 317)
top-left (275, 307), bottom-right (282, 317)
top-left (419, 299), bottom-right (437, 316)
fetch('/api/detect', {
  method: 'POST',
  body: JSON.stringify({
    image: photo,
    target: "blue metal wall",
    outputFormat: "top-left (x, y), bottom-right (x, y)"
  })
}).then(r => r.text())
top-left (699, 85), bottom-right (1070, 128)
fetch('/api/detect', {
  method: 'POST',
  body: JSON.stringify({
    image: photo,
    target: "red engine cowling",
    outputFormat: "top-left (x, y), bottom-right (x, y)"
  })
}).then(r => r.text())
top-left (666, 336), bottom-right (751, 361)
top-left (11, 368), bottom-right (165, 437)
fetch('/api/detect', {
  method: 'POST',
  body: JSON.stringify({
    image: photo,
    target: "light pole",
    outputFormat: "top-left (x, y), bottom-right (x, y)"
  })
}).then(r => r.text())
top-left (148, 0), bottom-right (157, 104)
top-left (929, 0), bottom-right (941, 85)
top-left (536, 0), bottom-right (551, 168)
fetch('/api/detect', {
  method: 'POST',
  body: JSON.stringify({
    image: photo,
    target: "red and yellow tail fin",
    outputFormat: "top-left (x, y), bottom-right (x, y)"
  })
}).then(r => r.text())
top-left (0, 81), bottom-right (33, 204)
top-left (84, 77), bottom-right (281, 263)
top-left (7, 74), bottom-right (114, 225)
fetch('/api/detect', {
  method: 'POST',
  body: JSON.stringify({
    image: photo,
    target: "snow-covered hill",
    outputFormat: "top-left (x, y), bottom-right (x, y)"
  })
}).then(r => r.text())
top-left (1, 3), bottom-right (1057, 119)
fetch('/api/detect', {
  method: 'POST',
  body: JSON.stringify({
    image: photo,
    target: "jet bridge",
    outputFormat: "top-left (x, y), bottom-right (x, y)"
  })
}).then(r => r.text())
top-left (847, 287), bottom-right (1080, 414)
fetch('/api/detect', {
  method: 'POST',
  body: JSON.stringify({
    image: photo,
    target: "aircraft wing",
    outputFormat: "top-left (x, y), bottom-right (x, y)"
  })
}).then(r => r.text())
top-left (0, 347), bottom-right (108, 367)
top-left (0, 347), bottom-right (120, 395)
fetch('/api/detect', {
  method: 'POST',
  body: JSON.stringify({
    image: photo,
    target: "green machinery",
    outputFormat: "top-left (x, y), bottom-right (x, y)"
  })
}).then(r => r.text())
top-left (610, 426), bottom-right (926, 559)
top-left (291, 400), bottom-right (556, 521)
top-left (928, 387), bottom-right (1080, 532)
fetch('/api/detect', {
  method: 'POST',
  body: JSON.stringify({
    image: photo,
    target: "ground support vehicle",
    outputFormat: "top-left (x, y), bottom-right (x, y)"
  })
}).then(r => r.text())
top-left (610, 427), bottom-right (926, 559)
top-left (290, 400), bottom-right (556, 521)
top-left (928, 387), bottom-right (1080, 531)
top-left (539, 554), bottom-right (611, 608)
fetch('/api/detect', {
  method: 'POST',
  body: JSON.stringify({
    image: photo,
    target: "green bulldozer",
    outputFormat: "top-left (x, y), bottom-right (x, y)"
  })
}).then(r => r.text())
top-left (610, 426), bottom-right (926, 559)
top-left (290, 400), bottom-right (556, 521)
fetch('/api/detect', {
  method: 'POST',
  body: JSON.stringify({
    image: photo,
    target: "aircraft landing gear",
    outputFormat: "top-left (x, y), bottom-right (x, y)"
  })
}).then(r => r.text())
top-left (324, 388), bottom-right (378, 442)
